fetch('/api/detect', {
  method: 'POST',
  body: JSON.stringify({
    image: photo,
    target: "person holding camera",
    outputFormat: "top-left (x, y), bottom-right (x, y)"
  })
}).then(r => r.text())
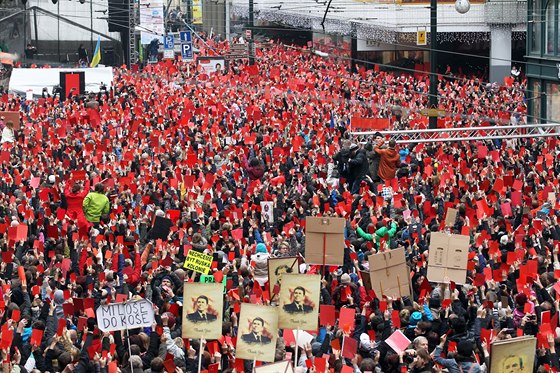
top-left (433, 334), bottom-right (485, 373)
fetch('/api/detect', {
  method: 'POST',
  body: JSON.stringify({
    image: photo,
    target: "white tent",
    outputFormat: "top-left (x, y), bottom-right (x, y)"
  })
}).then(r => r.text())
top-left (8, 67), bottom-right (113, 97)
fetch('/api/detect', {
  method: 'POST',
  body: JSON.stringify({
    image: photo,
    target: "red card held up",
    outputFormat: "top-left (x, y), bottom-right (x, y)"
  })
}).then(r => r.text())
top-left (341, 336), bottom-right (357, 359)
top-left (319, 305), bottom-right (335, 326)
top-left (11, 309), bottom-right (20, 322)
top-left (30, 329), bottom-right (44, 346)
top-left (339, 307), bottom-right (356, 331)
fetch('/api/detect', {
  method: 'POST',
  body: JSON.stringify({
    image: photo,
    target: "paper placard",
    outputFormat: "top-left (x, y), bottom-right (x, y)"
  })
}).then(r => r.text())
top-left (183, 250), bottom-right (213, 274)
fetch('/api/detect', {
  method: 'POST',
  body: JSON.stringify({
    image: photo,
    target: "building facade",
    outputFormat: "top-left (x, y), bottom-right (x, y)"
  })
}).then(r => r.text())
top-left (526, 0), bottom-right (560, 124)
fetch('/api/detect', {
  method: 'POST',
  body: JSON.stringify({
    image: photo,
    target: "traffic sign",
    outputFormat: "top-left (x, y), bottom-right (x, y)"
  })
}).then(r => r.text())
top-left (164, 34), bottom-right (175, 50)
top-left (163, 49), bottom-right (174, 59)
top-left (180, 31), bottom-right (192, 43)
top-left (181, 43), bottom-right (193, 60)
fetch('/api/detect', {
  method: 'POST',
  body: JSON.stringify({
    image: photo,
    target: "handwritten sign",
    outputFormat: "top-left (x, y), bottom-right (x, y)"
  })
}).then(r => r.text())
top-left (184, 250), bottom-right (213, 274)
top-left (96, 299), bottom-right (154, 332)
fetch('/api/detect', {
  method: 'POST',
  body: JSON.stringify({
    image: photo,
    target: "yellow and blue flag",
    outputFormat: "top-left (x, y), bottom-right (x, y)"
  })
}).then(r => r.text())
top-left (90, 37), bottom-right (101, 67)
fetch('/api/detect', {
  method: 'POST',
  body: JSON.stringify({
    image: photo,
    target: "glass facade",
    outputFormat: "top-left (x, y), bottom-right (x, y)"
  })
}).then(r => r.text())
top-left (529, 0), bottom-right (559, 55)
top-left (527, 0), bottom-right (560, 124)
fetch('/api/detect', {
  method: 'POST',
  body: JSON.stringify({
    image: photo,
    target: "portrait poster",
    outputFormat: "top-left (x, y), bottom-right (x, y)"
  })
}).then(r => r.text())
top-left (261, 201), bottom-right (274, 223)
top-left (254, 360), bottom-right (294, 373)
top-left (267, 257), bottom-right (299, 295)
top-left (490, 336), bottom-right (536, 373)
top-left (182, 282), bottom-right (223, 340)
top-left (236, 304), bottom-right (278, 362)
top-left (278, 274), bottom-right (320, 331)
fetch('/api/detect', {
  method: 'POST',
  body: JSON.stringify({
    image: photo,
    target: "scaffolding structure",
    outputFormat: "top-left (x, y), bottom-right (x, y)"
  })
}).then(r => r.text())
top-left (350, 123), bottom-right (560, 144)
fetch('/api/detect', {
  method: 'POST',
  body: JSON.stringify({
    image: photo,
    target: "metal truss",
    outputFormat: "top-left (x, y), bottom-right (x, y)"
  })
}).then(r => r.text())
top-left (350, 123), bottom-right (560, 144)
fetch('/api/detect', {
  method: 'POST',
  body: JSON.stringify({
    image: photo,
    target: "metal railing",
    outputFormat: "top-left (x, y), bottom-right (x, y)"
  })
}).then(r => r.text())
top-left (350, 123), bottom-right (560, 143)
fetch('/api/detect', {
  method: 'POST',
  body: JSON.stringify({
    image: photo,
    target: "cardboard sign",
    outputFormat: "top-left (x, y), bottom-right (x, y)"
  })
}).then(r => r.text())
top-left (236, 304), bottom-right (279, 363)
top-left (278, 274), bottom-right (320, 331)
top-left (445, 208), bottom-right (458, 227)
top-left (254, 361), bottom-right (294, 373)
top-left (182, 282), bottom-right (223, 340)
top-left (96, 299), bottom-right (154, 332)
top-left (368, 248), bottom-right (411, 299)
top-left (427, 232), bottom-right (470, 284)
top-left (490, 336), bottom-right (536, 373)
top-left (183, 250), bottom-right (213, 274)
top-left (305, 216), bottom-right (345, 266)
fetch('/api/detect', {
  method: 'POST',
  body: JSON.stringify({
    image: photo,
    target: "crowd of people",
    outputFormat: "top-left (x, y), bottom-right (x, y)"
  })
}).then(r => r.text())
top-left (0, 35), bottom-right (555, 373)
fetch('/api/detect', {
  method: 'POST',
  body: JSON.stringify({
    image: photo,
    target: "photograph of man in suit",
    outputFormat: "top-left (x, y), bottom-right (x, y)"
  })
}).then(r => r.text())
top-left (241, 317), bottom-right (272, 344)
top-left (283, 286), bottom-right (313, 313)
top-left (186, 295), bottom-right (218, 323)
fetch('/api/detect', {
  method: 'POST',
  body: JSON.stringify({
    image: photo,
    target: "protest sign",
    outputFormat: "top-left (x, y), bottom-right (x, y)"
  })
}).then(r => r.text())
top-left (305, 216), bottom-right (345, 266)
top-left (182, 282), bottom-right (223, 339)
top-left (236, 303), bottom-right (278, 362)
top-left (444, 207), bottom-right (458, 227)
top-left (254, 361), bottom-right (294, 373)
top-left (278, 274), bottom-right (320, 331)
top-left (261, 201), bottom-right (274, 223)
top-left (368, 248), bottom-right (411, 299)
top-left (490, 336), bottom-right (536, 373)
top-left (427, 232), bottom-right (470, 284)
top-left (96, 299), bottom-right (154, 332)
top-left (184, 250), bottom-right (213, 274)
top-left (267, 257), bottom-right (299, 294)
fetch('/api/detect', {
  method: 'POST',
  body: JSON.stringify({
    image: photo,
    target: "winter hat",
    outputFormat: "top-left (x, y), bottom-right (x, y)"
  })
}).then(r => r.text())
top-left (409, 311), bottom-right (422, 327)
top-left (500, 235), bottom-right (509, 245)
top-left (457, 340), bottom-right (473, 357)
top-left (256, 243), bottom-right (268, 254)
top-left (311, 342), bottom-right (322, 356)
top-left (359, 333), bottom-right (371, 349)
top-left (340, 273), bottom-right (351, 285)
top-left (48, 175), bottom-right (56, 183)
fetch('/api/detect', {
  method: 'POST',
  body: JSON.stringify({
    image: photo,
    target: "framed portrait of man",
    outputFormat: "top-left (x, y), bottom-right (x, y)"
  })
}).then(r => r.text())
top-left (182, 282), bottom-right (223, 340)
top-left (278, 274), bottom-right (320, 331)
top-left (236, 304), bottom-right (278, 362)
top-left (490, 336), bottom-right (536, 373)
top-left (267, 257), bottom-right (299, 295)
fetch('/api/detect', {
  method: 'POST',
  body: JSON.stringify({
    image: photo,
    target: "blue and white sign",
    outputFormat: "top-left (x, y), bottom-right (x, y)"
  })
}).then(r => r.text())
top-left (180, 31), bottom-right (192, 43)
top-left (181, 43), bottom-right (193, 60)
top-left (181, 31), bottom-right (193, 60)
top-left (164, 34), bottom-right (175, 50)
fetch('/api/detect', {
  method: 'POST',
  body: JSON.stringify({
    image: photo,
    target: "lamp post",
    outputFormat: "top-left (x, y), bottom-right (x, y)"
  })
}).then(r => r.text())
top-left (428, 0), bottom-right (437, 129)
top-left (248, 0), bottom-right (255, 65)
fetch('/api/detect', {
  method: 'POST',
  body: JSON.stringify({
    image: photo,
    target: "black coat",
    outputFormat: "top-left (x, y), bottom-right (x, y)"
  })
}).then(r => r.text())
top-left (348, 149), bottom-right (369, 180)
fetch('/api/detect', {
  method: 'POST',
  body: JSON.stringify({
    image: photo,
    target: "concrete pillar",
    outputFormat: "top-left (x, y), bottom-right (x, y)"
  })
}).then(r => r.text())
top-left (489, 26), bottom-right (512, 83)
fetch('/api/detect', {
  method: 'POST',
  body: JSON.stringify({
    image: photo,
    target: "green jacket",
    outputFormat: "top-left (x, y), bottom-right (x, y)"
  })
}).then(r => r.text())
top-left (356, 222), bottom-right (398, 245)
top-left (83, 191), bottom-right (110, 223)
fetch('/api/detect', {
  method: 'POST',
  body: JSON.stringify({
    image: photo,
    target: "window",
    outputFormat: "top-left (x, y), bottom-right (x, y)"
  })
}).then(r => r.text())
top-left (545, 0), bottom-right (556, 54)
top-left (531, 0), bottom-right (542, 53)
top-left (547, 82), bottom-right (560, 123)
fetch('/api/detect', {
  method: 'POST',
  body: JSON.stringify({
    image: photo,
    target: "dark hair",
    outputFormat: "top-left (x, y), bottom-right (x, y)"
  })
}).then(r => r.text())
top-left (253, 317), bottom-right (265, 326)
top-left (94, 183), bottom-right (105, 193)
top-left (197, 295), bottom-right (209, 303)
top-left (294, 286), bottom-right (306, 294)
top-left (151, 357), bottom-right (164, 373)
top-left (275, 265), bottom-right (292, 276)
